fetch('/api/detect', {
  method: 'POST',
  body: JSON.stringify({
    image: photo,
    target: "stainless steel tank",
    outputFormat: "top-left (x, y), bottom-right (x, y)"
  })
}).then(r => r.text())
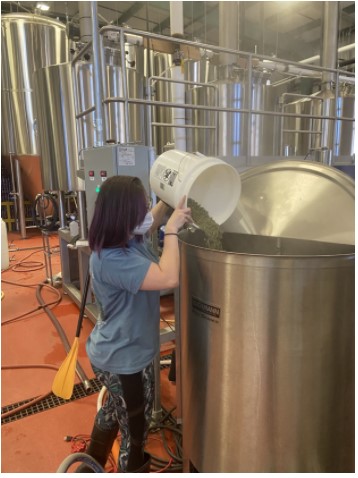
top-left (149, 51), bottom-right (174, 154)
top-left (179, 231), bottom-right (354, 472)
top-left (282, 87), bottom-right (355, 159)
top-left (33, 63), bottom-right (79, 191)
top-left (75, 43), bottom-right (145, 151)
top-left (178, 160), bottom-right (355, 472)
top-left (187, 69), bottom-right (275, 159)
top-left (1, 13), bottom-right (68, 155)
top-left (282, 96), bottom-right (322, 156)
top-left (335, 86), bottom-right (355, 157)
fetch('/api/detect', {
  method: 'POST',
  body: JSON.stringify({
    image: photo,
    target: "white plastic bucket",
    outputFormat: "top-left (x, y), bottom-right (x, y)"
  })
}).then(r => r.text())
top-left (150, 150), bottom-right (241, 225)
top-left (1, 219), bottom-right (9, 270)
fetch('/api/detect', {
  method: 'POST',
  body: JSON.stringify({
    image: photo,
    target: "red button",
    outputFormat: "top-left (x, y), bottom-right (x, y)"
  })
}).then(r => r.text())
top-left (100, 171), bottom-right (107, 177)
top-left (89, 170), bottom-right (95, 177)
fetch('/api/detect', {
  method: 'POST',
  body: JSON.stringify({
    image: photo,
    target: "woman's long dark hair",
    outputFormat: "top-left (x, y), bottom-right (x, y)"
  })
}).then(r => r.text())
top-left (88, 176), bottom-right (148, 252)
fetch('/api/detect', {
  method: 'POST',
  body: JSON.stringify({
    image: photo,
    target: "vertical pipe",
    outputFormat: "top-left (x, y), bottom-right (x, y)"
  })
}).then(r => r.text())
top-left (219, 1), bottom-right (239, 66)
top-left (79, 2), bottom-right (92, 43)
top-left (246, 55), bottom-right (252, 165)
top-left (14, 159), bottom-right (26, 238)
top-left (320, 1), bottom-right (338, 156)
top-left (120, 29), bottom-right (130, 144)
top-left (77, 191), bottom-right (88, 240)
top-left (170, 1), bottom-right (186, 151)
top-left (90, 1), bottom-right (104, 147)
top-left (321, 1), bottom-right (339, 88)
top-left (58, 191), bottom-right (67, 229)
top-left (152, 352), bottom-right (162, 422)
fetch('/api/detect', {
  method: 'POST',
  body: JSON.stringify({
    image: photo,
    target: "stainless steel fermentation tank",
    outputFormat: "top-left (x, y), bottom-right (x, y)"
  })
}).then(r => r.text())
top-left (75, 43), bottom-right (145, 150)
top-left (150, 54), bottom-right (275, 158)
top-left (282, 87), bottom-right (355, 157)
top-left (179, 232), bottom-right (354, 473)
top-left (33, 63), bottom-right (79, 192)
top-left (1, 13), bottom-right (68, 156)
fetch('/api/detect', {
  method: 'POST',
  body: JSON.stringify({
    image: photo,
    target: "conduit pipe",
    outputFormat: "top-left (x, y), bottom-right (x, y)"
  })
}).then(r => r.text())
top-left (170, 1), bottom-right (186, 151)
top-left (299, 43), bottom-right (355, 65)
top-left (320, 1), bottom-right (339, 159)
top-left (78, 2), bottom-right (92, 43)
top-left (219, 1), bottom-right (239, 66)
top-left (90, 1), bottom-right (104, 147)
top-left (321, 1), bottom-right (339, 88)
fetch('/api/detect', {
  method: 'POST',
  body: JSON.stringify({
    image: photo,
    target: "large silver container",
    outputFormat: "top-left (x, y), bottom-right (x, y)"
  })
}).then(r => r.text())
top-left (179, 231), bottom-right (354, 472)
top-left (283, 88), bottom-right (355, 158)
top-left (75, 44), bottom-right (145, 151)
top-left (1, 13), bottom-right (68, 155)
top-left (33, 63), bottom-right (78, 191)
top-left (335, 89), bottom-right (355, 157)
top-left (188, 70), bottom-right (275, 159)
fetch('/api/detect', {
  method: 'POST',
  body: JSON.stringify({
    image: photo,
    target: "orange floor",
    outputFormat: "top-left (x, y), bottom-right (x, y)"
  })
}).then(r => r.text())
top-left (1, 228), bottom-right (180, 473)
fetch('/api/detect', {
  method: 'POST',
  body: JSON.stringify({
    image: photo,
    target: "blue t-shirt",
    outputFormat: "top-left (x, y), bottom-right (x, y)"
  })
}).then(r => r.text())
top-left (86, 238), bottom-right (160, 374)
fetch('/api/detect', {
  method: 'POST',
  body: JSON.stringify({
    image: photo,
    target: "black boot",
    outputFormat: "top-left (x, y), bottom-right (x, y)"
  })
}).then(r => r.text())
top-left (119, 451), bottom-right (151, 473)
top-left (76, 424), bottom-right (119, 473)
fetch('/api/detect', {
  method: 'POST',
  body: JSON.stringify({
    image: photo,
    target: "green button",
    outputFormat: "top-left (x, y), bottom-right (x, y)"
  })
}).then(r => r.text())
top-left (95, 185), bottom-right (101, 193)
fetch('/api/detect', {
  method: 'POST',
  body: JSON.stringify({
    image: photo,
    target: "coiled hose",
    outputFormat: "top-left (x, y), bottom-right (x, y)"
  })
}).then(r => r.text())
top-left (56, 453), bottom-right (104, 473)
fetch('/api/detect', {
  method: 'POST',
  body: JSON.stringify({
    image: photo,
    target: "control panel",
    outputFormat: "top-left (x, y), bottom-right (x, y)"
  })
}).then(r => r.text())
top-left (82, 144), bottom-right (154, 226)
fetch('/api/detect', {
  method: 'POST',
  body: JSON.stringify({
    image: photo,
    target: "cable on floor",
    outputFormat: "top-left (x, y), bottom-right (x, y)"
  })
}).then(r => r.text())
top-left (1, 279), bottom-right (62, 326)
top-left (1, 364), bottom-right (60, 419)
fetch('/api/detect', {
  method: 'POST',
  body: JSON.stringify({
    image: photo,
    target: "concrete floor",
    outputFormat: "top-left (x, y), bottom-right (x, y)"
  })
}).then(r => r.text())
top-left (1, 228), bottom-right (179, 473)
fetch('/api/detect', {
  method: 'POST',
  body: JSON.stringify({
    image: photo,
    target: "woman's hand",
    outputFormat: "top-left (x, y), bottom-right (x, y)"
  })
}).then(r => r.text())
top-left (165, 196), bottom-right (192, 234)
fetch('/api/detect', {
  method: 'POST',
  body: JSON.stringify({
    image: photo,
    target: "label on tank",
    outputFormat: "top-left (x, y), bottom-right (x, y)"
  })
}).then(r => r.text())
top-left (192, 296), bottom-right (220, 323)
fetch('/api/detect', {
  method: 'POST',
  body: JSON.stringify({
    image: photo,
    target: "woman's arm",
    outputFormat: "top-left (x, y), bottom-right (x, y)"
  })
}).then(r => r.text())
top-left (148, 200), bottom-right (171, 235)
top-left (140, 196), bottom-right (191, 291)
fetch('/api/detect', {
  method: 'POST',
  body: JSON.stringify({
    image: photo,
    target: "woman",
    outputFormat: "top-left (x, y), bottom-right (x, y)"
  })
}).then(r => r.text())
top-left (76, 175), bottom-right (191, 473)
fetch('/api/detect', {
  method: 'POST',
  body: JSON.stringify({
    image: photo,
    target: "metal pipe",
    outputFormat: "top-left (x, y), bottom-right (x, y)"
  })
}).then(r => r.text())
top-left (152, 353), bottom-right (162, 423)
top-left (281, 93), bottom-right (324, 102)
top-left (321, 2), bottom-right (339, 156)
top-left (149, 76), bottom-right (218, 90)
top-left (98, 25), bottom-right (353, 76)
top-left (219, 1), bottom-right (239, 65)
top-left (119, 29), bottom-right (130, 144)
top-left (103, 96), bottom-right (354, 122)
top-left (9, 155), bottom-right (19, 232)
top-left (299, 43), bottom-right (355, 65)
top-left (90, 1), bottom-right (104, 147)
top-left (14, 158), bottom-right (26, 239)
top-left (321, 1), bottom-right (339, 88)
top-left (79, 2), bottom-right (92, 43)
top-left (58, 191), bottom-right (67, 229)
top-left (151, 122), bottom-right (216, 129)
top-left (170, 1), bottom-right (186, 151)
top-left (246, 54), bottom-right (252, 165)
top-left (77, 191), bottom-right (88, 240)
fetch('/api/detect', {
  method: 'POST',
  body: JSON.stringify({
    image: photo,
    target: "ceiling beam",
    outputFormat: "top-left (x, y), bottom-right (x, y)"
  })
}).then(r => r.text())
top-left (114, 2), bottom-right (144, 25)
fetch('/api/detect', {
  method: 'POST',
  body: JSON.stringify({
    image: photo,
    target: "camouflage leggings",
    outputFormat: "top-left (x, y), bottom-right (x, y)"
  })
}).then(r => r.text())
top-left (92, 362), bottom-right (154, 472)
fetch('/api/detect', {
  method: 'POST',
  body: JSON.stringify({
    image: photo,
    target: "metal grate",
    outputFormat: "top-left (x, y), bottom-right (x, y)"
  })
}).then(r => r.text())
top-left (1, 378), bottom-right (102, 425)
top-left (2, 356), bottom-right (173, 425)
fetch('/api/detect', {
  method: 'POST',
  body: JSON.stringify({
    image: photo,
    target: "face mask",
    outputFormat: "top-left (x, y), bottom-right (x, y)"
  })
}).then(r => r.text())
top-left (133, 211), bottom-right (154, 235)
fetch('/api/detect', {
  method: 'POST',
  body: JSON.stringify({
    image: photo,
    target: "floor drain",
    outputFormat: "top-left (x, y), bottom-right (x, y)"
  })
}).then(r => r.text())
top-left (2, 356), bottom-right (173, 425)
top-left (1, 378), bottom-right (102, 425)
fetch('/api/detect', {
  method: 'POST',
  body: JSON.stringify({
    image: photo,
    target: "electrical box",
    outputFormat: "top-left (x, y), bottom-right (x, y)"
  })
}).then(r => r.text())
top-left (82, 144), bottom-right (154, 226)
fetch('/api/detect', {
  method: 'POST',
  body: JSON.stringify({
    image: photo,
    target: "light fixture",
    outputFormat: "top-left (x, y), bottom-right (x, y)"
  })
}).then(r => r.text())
top-left (36, 2), bottom-right (50, 11)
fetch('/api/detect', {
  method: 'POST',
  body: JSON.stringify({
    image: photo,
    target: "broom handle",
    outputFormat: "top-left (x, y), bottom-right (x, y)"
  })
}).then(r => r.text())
top-left (75, 266), bottom-right (91, 338)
